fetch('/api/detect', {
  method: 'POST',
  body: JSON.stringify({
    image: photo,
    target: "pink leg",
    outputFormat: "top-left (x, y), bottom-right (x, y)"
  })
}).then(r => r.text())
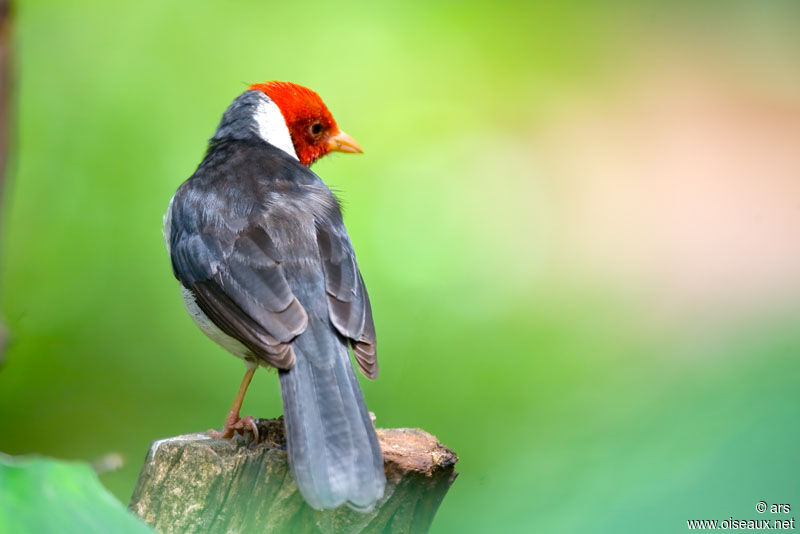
top-left (208, 366), bottom-right (259, 441)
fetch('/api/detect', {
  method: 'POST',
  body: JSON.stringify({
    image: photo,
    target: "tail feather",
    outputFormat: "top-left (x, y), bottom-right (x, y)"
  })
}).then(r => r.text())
top-left (278, 318), bottom-right (385, 511)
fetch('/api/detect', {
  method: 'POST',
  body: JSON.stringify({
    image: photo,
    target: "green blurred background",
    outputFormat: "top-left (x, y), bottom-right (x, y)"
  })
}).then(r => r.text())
top-left (2, 1), bottom-right (799, 532)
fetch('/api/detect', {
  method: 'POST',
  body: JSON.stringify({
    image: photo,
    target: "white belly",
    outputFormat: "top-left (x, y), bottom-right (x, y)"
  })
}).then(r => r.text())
top-left (181, 286), bottom-right (257, 367)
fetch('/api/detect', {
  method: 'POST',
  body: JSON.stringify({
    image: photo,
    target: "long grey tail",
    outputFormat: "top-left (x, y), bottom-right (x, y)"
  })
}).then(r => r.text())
top-left (278, 318), bottom-right (385, 511)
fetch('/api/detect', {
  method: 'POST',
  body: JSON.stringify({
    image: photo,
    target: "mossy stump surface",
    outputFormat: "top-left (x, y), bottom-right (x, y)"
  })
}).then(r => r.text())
top-left (129, 418), bottom-right (458, 533)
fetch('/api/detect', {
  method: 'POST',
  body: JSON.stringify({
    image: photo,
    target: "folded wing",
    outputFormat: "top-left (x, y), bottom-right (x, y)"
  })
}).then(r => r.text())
top-left (316, 226), bottom-right (378, 379)
top-left (171, 215), bottom-right (308, 369)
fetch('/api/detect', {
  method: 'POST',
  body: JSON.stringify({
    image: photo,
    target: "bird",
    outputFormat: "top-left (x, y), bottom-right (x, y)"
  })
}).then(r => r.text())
top-left (164, 81), bottom-right (385, 511)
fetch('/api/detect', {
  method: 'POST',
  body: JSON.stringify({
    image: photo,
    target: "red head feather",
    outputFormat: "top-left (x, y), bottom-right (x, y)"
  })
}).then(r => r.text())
top-left (250, 81), bottom-right (361, 166)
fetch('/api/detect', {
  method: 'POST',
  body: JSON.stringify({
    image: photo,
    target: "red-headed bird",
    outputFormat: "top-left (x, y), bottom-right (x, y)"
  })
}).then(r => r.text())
top-left (164, 81), bottom-right (385, 511)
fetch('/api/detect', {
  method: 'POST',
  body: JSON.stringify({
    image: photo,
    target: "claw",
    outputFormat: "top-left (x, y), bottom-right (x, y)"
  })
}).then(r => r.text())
top-left (208, 411), bottom-right (259, 442)
top-left (209, 367), bottom-right (260, 441)
top-left (240, 415), bottom-right (259, 442)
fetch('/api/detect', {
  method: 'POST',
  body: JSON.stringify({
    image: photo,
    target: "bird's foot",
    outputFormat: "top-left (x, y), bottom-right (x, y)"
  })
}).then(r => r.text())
top-left (208, 411), bottom-right (259, 442)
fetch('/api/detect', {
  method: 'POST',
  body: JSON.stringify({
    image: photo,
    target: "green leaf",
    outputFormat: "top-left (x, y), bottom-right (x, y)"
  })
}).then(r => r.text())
top-left (0, 454), bottom-right (153, 534)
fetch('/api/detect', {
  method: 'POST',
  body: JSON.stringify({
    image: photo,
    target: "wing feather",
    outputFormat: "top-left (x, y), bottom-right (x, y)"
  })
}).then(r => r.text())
top-left (172, 213), bottom-right (307, 369)
top-left (317, 227), bottom-right (378, 379)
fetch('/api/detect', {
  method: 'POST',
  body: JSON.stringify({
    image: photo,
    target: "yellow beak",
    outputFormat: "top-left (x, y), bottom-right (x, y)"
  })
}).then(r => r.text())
top-left (327, 130), bottom-right (363, 154)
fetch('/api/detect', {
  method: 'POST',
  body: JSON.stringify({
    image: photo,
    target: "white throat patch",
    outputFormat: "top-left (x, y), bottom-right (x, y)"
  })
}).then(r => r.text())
top-left (253, 98), bottom-right (299, 161)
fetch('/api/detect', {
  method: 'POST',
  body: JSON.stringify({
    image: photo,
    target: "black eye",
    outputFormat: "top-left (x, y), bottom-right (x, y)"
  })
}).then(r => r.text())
top-left (310, 122), bottom-right (324, 135)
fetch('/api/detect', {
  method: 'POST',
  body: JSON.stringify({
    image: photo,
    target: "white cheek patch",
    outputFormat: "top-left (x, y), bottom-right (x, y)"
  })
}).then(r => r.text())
top-left (253, 98), bottom-right (299, 161)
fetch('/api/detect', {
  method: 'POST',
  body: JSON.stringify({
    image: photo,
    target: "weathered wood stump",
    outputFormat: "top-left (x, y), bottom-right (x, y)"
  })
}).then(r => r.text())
top-left (129, 418), bottom-right (458, 533)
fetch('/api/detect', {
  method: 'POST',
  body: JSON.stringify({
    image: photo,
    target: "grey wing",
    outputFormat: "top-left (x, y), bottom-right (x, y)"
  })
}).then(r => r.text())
top-left (316, 226), bottom-right (378, 379)
top-left (172, 221), bottom-right (308, 369)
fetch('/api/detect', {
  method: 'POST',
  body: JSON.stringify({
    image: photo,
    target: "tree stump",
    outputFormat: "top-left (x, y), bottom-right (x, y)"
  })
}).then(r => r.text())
top-left (129, 419), bottom-right (458, 533)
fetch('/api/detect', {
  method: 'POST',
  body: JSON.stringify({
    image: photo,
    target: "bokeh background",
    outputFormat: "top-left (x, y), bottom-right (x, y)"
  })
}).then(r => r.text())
top-left (2, 1), bottom-right (799, 532)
